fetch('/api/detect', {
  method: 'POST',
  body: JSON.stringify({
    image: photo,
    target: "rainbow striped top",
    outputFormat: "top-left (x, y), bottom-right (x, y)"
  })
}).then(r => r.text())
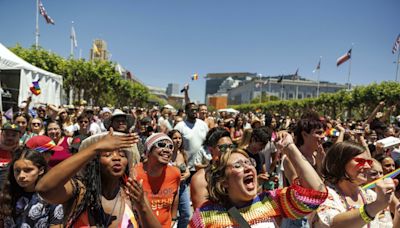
top-left (190, 183), bottom-right (328, 228)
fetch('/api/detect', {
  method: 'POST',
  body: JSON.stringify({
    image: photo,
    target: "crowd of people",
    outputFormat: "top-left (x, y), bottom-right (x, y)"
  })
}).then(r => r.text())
top-left (0, 92), bottom-right (400, 227)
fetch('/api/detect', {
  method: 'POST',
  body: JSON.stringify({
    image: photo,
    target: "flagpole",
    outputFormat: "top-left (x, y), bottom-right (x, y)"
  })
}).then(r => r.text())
top-left (268, 79), bottom-right (271, 102)
top-left (317, 56), bottom-right (321, 98)
top-left (347, 44), bottom-right (354, 90)
top-left (35, 0), bottom-right (39, 49)
top-left (280, 80), bottom-right (284, 100)
top-left (70, 21), bottom-right (74, 58)
top-left (396, 50), bottom-right (400, 82)
top-left (258, 74), bottom-right (262, 104)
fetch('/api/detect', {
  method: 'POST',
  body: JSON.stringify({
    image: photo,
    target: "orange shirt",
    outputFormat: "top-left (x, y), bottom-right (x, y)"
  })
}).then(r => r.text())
top-left (135, 163), bottom-right (180, 228)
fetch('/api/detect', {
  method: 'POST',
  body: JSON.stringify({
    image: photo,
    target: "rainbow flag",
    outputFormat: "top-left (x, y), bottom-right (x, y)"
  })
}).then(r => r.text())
top-left (119, 203), bottom-right (138, 228)
top-left (191, 73), bottom-right (199, 81)
top-left (362, 167), bottom-right (400, 190)
top-left (325, 128), bottom-right (339, 137)
top-left (30, 81), bottom-right (41, 95)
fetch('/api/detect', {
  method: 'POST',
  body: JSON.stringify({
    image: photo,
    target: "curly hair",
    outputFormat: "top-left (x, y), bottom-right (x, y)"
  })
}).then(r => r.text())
top-left (0, 148), bottom-right (48, 218)
top-left (206, 149), bottom-right (249, 208)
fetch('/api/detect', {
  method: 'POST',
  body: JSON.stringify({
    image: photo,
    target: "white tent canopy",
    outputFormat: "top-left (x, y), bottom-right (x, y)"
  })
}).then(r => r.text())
top-left (0, 43), bottom-right (63, 109)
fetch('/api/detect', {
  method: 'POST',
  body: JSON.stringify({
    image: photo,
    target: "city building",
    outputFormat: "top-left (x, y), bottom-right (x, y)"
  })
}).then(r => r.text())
top-left (205, 72), bottom-right (256, 100)
top-left (90, 39), bottom-right (109, 61)
top-left (227, 75), bottom-right (347, 105)
top-left (166, 83), bottom-right (180, 96)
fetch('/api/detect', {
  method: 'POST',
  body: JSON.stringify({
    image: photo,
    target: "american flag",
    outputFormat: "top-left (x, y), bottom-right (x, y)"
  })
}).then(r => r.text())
top-left (39, 0), bottom-right (55, 25)
top-left (392, 34), bottom-right (400, 54)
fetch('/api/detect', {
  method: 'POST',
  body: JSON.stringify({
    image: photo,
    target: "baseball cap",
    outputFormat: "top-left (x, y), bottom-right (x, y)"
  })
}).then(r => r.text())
top-left (26, 136), bottom-right (63, 153)
top-left (1, 123), bottom-right (21, 132)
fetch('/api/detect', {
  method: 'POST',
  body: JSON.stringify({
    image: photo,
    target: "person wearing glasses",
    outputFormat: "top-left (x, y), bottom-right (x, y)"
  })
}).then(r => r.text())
top-left (29, 117), bottom-right (45, 136)
top-left (311, 141), bottom-right (400, 227)
top-left (190, 132), bottom-right (328, 227)
top-left (135, 133), bottom-right (181, 228)
top-left (190, 127), bottom-right (235, 209)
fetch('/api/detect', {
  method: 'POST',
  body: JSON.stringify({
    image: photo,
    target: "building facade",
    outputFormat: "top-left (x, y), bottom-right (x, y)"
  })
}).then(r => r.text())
top-left (227, 75), bottom-right (347, 105)
top-left (205, 72), bottom-right (256, 101)
top-left (90, 39), bottom-right (108, 61)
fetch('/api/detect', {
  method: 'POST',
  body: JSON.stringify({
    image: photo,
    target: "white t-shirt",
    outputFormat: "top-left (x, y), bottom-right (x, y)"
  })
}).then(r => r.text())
top-left (174, 119), bottom-right (208, 171)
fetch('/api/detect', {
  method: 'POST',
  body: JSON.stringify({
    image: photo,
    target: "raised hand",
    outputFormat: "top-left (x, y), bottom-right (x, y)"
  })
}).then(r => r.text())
top-left (125, 177), bottom-right (146, 207)
top-left (95, 128), bottom-right (139, 153)
top-left (374, 178), bottom-right (396, 209)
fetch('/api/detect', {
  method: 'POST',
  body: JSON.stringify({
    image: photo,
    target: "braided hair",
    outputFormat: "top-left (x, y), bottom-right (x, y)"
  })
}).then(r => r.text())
top-left (65, 132), bottom-right (131, 227)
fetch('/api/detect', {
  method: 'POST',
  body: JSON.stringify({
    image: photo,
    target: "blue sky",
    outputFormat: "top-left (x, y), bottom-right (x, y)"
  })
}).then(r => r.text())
top-left (1, 0), bottom-right (399, 103)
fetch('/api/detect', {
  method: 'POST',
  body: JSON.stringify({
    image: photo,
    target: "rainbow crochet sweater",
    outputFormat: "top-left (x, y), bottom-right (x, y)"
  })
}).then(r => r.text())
top-left (189, 183), bottom-right (328, 228)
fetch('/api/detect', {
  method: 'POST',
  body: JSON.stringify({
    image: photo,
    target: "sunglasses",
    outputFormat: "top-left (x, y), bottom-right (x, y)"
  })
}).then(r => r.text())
top-left (353, 157), bottom-right (373, 167)
top-left (32, 122), bottom-right (41, 126)
top-left (230, 158), bottom-right (257, 169)
top-left (154, 141), bottom-right (174, 150)
top-left (79, 120), bottom-right (89, 124)
top-left (217, 144), bottom-right (237, 152)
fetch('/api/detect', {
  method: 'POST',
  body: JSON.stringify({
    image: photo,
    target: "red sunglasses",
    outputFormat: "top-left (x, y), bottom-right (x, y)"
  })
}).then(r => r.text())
top-left (353, 157), bottom-right (373, 167)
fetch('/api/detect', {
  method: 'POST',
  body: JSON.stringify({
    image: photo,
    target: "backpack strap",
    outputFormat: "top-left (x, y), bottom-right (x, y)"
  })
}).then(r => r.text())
top-left (227, 206), bottom-right (251, 228)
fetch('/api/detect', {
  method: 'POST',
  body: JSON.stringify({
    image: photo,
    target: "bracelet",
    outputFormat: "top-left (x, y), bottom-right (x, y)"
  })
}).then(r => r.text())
top-left (359, 205), bottom-right (373, 223)
top-left (284, 142), bottom-right (294, 149)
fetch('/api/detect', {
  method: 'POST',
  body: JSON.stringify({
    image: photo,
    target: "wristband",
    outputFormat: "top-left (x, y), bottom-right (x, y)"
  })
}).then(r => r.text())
top-left (284, 142), bottom-right (294, 149)
top-left (359, 205), bottom-right (373, 223)
top-left (364, 204), bottom-right (375, 220)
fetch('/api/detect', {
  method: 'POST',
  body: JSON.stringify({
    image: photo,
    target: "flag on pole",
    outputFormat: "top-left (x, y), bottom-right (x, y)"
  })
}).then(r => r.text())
top-left (277, 76), bottom-right (283, 83)
top-left (71, 25), bottom-right (78, 48)
top-left (255, 83), bottom-right (261, 88)
top-left (392, 34), bottom-right (400, 54)
top-left (38, 0), bottom-right (55, 25)
top-left (313, 59), bottom-right (321, 73)
top-left (30, 81), bottom-right (41, 96)
top-left (93, 43), bottom-right (100, 55)
top-left (336, 49), bottom-right (352, 67)
top-left (263, 78), bottom-right (270, 85)
top-left (191, 73), bottom-right (199, 81)
top-left (293, 68), bottom-right (299, 80)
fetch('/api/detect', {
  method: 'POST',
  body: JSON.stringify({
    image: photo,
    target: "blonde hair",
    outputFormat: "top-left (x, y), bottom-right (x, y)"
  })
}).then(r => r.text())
top-left (206, 148), bottom-right (249, 207)
top-left (238, 128), bottom-right (253, 150)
